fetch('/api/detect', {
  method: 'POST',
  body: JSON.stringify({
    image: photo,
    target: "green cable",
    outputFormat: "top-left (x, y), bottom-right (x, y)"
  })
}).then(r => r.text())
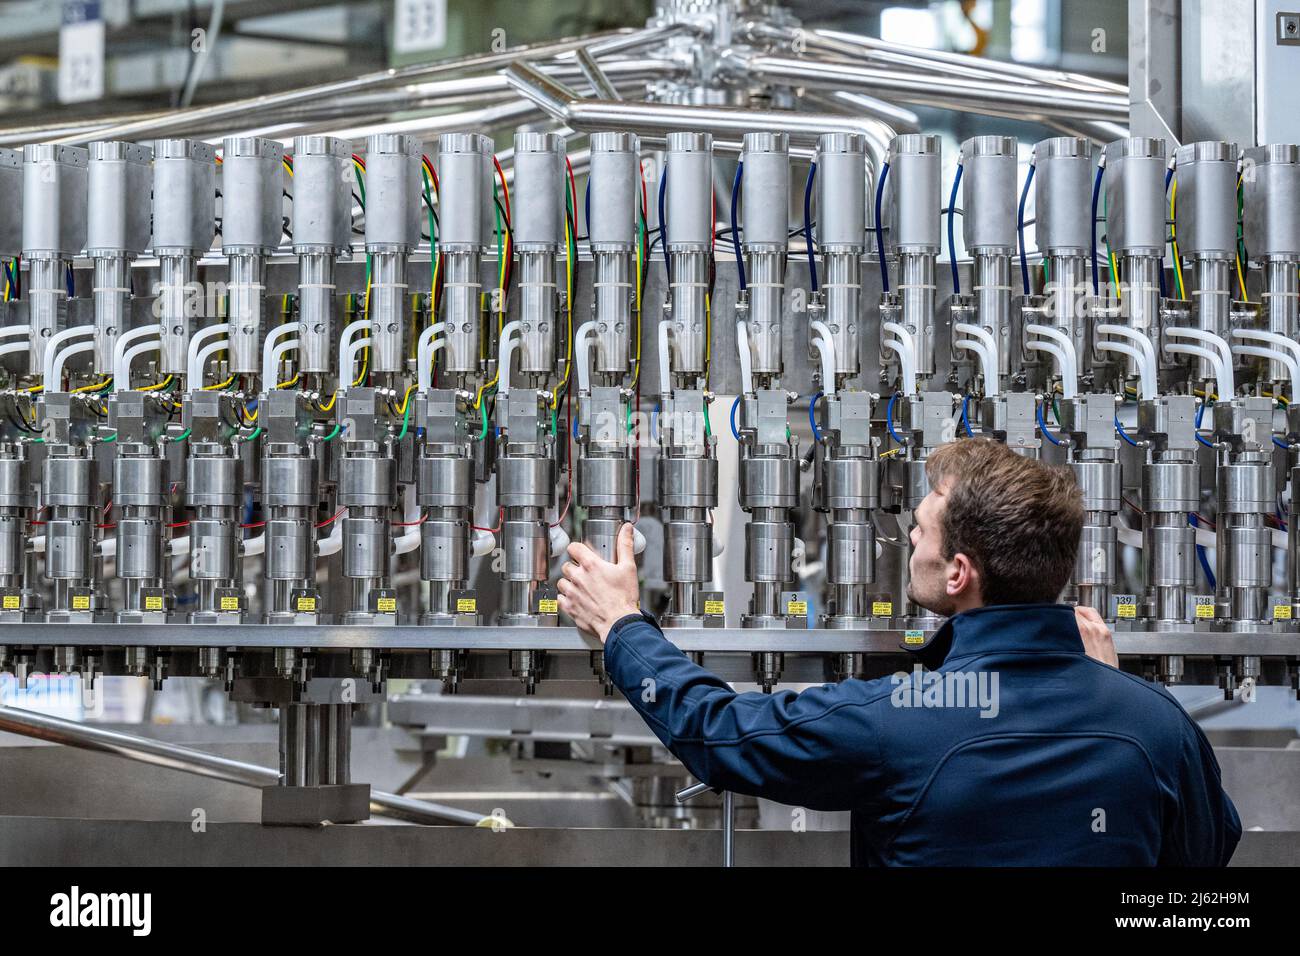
top-left (395, 392), bottom-right (414, 442)
top-left (244, 426), bottom-right (262, 442)
top-left (322, 422), bottom-right (342, 442)
top-left (170, 427), bottom-right (191, 443)
top-left (550, 405), bottom-right (558, 437)
top-left (422, 168), bottom-right (438, 292)
top-left (703, 398), bottom-right (711, 438)
top-left (472, 400), bottom-right (489, 441)
top-left (1101, 184), bottom-right (1119, 298)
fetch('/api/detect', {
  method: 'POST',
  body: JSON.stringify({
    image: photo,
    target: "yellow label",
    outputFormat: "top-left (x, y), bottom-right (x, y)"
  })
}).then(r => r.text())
top-left (377, 596), bottom-right (397, 613)
top-left (703, 600), bottom-right (725, 615)
top-left (144, 595), bottom-right (163, 611)
top-left (903, 629), bottom-right (925, 645)
top-left (296, 596), bottom-right (316, 612)
top-left (872, 601), bottom-right (893, 616)
top-left (72, 595), bottom-right (90, 610)
top-left (2, 595), bottom-right (18, 610)
top-left (538, 598), bottom-right (558, 614)
top-left (1116, 602), bottom-right (1136, 619)
top-left (220, 596), bottom-right (240, 611)
top-left (786, 600), bottom-right (808, 616)
top-left (1274, 604), bottom-right (1293, 620)
top-left (1194, 599), bottom-right (1215, 619)
top-left (456, 597), bottom-right (477, 613)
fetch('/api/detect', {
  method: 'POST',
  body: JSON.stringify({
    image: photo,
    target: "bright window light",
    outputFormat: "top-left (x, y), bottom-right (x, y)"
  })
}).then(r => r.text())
top-left (880, 7), bottom-right (941, 50)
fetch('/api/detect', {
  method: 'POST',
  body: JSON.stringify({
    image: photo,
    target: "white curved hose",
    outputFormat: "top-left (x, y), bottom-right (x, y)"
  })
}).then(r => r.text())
top-left (495, 320), bottom-right (522, 398)
top-left (113, 326), bottom-right (161, 391)
top-left (1024, 324), bottom-right (1078, 397)
top-left (1095, 341), bottom-right (1157, 400)
top-left (471, 529), bottom-right (496, 557)
top-left (736, 320), bottom-right (754, 396)
top-left (42, 326), bottom-right (95, 387)
top-left (317, 519), bottom-right (344, 558)
top-left (187, 322), bottom-right (231, 386)
top-left (120, 340), bottom-right (163, 391)
top-left (1024, 342), bottom-right (1076, 398)
top-left (1232, 329), bottom-right (1300, 400)
top-left (0, 325), bottom-right (30, 339)
top-left (50, 341), bottom-right (94, 392)
top-left (574, 321), bottom-right (597, 394)
top-left (952, 322), bottom-right (1000, 397)
top-left (268, 339), bottom-right (300, 387)
top-left (1232, 346), bottom-right (1300, 402)
top-left (192, 340), bottom-right (229, 394)
top-left (261, 321), bottom-right (301, 386)
top-left (336, 318), bottom-right (370, 382)
top-left (416, 322), bottom-right (448, 393)
top-left (1163, 345), bottom-right (1231, 401)
top-left (342, 336), bottom-right (371, 390)
top-left (657, 321), bottom-right (672, 397)
top-left (809, 320), bottom-right (837, 396)
top-left (0, 342), bottom-right (29, 362)
top-left (1096, 324), bottom-right (1156, 384)
top-left (881, 321), bottom-right (917, 392)
top-left (1164, 327), bottom-right (1234, 396)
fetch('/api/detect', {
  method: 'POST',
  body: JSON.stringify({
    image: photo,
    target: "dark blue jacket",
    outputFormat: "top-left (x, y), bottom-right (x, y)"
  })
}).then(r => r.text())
top-left (604, 603), bottom-right (1241, 866)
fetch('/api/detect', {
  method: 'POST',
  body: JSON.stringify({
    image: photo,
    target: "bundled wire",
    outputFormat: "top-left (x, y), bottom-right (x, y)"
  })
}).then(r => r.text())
top-left (657, 164), bottom-right (671, 285)
top-left (1169, 175), bottom-right (1187, 299)
top-left (803, 162), bottom-right (818, 293)
top-left (874, 162), bottom-right (891, 293)
top-left (1017, 164), bottom-right (1035, 296)
top-left (1090, 163), bottom-right (1104, 296)
top-left (949, 163), bottom-right (964, 295)
top-left (730, 161), bottom-right (746, 291)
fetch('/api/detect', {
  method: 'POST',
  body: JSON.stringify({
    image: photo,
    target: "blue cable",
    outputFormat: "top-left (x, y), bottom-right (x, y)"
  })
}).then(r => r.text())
top-left (65, 264), bottom-right (74, 299)
top-left (960, 394), bottom-right (974, 437)
top-left (572, 415), bottom-right (579, 439)
top-left (948, 163), bottom-right (963, 296)
top-left (804, 162), bottom-right (818, 293)
top-left (1193, 398), bottom-right (1215, 450)
top-left (1189, 513), bottom-right (1216, 589)
top-left (809, 391), bottom-right (824, 443)
top-left (1115, 415), bottom-right (1139, 447)
top-left (1017, 164), bottom-right (1035, 296)
top-left (1090, 164), bottom-right (1104, 296)
top-left (1273, 436), bottom-right (1289, 450)
top-left (874, 161), bottom-right (891, 293)
top-left (1038, 400), bottom-right (1064, 446)
top-left (584, 180), bottom-right (591, 243)
top-left (651, 403), bottom-right (660, 443)
top-left (729, 395), bottom-right (741, 440)
top-left (886, 392), bottom-right (904, 446)
top-left (657, 164), bottom-right (671, 285)
top-left (730, 161), bottom-right (746, 291)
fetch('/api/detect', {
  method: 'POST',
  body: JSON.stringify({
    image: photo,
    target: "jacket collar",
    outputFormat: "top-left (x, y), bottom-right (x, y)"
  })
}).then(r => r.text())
top-left (905, 603), bottom-right (1084, 669)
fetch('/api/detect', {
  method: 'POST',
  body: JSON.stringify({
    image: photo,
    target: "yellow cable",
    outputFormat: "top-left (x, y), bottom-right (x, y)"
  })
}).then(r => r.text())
top-left (275, 373), bottom-right (300, 389)
top-left (1235, 174), bottom-right (1249, 301)
top-left (139, 375), bottom-right (173, 392)
top-left (397, 383), bottom-right (417, 415)
top-left (25, 384), bottom-right (43, 393)
top-left (1169, 178), bottom-right (1186, 299)
top-left (1108, 250), bottom-right (1122, 303)
top-left (551, 213), bottom-right (574, 408)
top-left (71, 378), bottom-right (112, 394)
top-left (202, 374), bottom-right (235, 391)
top-left (318, 390), bottom-right (338, 412)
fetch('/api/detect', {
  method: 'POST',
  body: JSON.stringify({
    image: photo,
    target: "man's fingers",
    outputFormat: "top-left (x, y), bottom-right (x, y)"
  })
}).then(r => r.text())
top-left (560, 561), bottom-right (582, 580)
top-left (615, 523), bottom-right (635, 565)
top-left (567, 541), bottom-right (599, 568)
top-left (556, 578), bottom-right (573, 595)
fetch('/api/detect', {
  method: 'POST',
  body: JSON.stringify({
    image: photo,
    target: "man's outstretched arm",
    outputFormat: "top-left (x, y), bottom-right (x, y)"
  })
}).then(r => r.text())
top-left (557, 524), bottom-right (888, 812)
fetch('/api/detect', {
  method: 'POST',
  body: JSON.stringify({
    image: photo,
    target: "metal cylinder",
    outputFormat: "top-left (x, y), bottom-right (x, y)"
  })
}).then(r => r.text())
top-left (437, 132), bottom-right (491, 377)
top-left (293, 136), bottom-right (353, 375)
top-left (88, 141), bottom-right (152, 375)
top-left (363, 133), bottom-right (421, 375)
top-left (665, 133), bottom-right (713, 383)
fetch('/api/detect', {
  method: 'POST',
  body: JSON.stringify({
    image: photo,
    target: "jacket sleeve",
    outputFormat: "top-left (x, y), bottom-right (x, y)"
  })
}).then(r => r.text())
top-left (603, 613), bottom-right (890, 812)
top-left (1160, 715), bottom-right (1242, 866)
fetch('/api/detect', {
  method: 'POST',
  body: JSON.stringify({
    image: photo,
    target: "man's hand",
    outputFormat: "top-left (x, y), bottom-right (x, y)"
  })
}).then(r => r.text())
top-left (1075, 605), bottom-right (1118, 667)
top-left (557, 523), bottom-right (640, 643)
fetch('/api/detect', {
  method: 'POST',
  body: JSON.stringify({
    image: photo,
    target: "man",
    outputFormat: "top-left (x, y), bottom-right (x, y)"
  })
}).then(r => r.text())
top-left (557, 438), bottom-right (1241, 866)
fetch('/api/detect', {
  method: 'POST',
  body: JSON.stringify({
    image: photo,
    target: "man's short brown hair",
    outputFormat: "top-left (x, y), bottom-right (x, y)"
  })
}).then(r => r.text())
top-left (924, 438), bottom-right (1083, 605)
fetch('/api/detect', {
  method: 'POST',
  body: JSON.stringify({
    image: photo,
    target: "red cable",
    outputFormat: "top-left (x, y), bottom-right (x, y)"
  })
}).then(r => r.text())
top-left (472, 507), bottom-right (504, 533)
top-left (392, 512), bottom-right (428, 527)
top-left (316, 507), bottom-right (347, 529)
top-left (241, 520), bottom-right (266, 529)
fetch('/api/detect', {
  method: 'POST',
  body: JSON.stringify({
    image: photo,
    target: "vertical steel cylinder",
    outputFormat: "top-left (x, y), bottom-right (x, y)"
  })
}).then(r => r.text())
top-left (816, 133), bottom-right (865, 378)
top-left (665, 132), bottom-right (713, 380)
top-left (436, 132), bottom-right (491, 376)
top-left (363, 133), bottom-right (421, 374)
top-left (292, 136), bottom-right (353, 374)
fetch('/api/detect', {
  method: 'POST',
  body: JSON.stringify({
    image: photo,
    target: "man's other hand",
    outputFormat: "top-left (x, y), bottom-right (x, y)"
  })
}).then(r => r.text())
top-left (1075, 605), bottom-right (1118, 667)
top-left (557, 523), bottom-right (640, 643)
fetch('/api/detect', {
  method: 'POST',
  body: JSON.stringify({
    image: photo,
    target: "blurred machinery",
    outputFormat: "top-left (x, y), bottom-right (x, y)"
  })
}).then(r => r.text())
top-left (0, 0), bottom-right (1297, 834)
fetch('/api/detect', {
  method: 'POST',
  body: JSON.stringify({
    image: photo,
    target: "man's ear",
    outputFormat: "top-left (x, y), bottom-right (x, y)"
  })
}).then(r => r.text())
top-left (946, 551), bottom-right (980, 600)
